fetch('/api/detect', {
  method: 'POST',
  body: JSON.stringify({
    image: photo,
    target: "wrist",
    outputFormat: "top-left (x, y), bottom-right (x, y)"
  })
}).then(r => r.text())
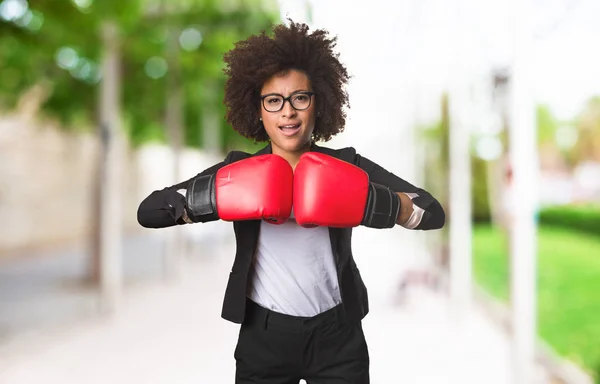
top-left (181, 207), bottom-right (194, 224)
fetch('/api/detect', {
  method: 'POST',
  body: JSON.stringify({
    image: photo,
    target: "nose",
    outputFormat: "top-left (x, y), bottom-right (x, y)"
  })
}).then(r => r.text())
top-left (281, 99), bottom-right (297, 118)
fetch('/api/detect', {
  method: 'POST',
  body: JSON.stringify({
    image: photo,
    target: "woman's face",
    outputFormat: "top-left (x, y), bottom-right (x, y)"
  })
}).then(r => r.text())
top-left (259, 69), bottom-right (316, 155)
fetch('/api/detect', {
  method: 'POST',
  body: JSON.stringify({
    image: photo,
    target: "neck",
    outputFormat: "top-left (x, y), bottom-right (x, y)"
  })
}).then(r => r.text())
top-left (272, 141), bottom-right (312, 169)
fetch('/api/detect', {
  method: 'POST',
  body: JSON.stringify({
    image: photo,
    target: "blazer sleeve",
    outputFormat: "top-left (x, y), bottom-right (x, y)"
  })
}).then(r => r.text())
top-left (136, 161), bottom-right (225, 229)
top-left (355, 153), bottom-right (446, 230)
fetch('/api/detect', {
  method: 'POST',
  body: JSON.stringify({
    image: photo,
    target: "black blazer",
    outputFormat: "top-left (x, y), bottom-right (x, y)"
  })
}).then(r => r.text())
top-left (137, 143), bottom-right (445, 324)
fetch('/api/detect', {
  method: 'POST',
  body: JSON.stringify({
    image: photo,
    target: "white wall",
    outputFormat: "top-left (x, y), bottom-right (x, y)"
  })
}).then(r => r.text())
top-left (0, 114), bottom-right (229, 256)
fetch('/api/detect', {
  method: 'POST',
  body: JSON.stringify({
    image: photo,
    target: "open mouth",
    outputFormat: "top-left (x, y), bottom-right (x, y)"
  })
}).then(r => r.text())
top-left (279, 123), bottom-right (301, 137)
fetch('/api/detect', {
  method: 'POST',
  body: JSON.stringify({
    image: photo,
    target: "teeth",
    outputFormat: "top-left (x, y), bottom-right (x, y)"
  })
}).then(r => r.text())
top-left (281, 125), bottom-right (299, 129)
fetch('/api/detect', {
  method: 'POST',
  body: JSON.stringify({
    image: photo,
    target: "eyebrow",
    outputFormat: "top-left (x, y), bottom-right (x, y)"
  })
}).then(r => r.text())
top-left (261, 89), bottom-right (310, 96)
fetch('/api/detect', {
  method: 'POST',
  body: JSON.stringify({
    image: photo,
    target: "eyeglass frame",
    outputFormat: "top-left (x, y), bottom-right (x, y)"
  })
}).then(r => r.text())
top-left (260, 91), bottom-right (316, 113)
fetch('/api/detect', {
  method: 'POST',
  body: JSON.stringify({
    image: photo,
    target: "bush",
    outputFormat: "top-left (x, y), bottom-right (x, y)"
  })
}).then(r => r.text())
top-left (472, 156), bottom-right (491, 223)
top-left (538, 204), bottom-right (600, 236)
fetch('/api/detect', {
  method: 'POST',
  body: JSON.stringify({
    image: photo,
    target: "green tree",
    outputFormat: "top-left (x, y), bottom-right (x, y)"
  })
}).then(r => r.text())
top-left (572, 96), bottom-right (600, 163)
top-left (0, 0), bottom-right (279, 151)
top-left (0, 0), bottom-right (279, 298)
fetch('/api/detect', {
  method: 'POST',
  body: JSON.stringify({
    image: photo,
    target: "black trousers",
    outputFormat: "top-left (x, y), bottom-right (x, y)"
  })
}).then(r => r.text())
top-left (235, 299), bottom-right (370, 383)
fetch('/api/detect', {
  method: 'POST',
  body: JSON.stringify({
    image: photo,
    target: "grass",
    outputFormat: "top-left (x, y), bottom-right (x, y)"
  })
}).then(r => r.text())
top-left (473, 224), bottom-right (600, 377)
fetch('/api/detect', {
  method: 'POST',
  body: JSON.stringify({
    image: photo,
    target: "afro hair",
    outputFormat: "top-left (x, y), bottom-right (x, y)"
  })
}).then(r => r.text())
top-left (222, 20), bottom-right (351, 142)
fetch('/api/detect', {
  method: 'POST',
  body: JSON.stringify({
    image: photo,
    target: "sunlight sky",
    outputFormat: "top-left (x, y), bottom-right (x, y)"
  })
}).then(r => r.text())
top-left (278, 0), bottom-right (600, 121)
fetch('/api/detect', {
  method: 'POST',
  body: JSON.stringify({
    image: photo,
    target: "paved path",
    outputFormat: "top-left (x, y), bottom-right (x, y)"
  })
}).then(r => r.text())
top-left (0, 230), bottom-right (550, 383)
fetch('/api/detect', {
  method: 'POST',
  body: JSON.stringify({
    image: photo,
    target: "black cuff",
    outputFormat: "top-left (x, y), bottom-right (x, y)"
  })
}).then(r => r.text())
top-left (186, 174), bottom-right (219, 223)
top-left (361, 183), bottom-right (401, 229)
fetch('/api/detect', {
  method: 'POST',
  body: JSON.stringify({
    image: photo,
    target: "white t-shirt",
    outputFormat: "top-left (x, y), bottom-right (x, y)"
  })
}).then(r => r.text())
top-left (247, 210), bottom-right (342, 317)
top-left (247, 194), bottom-right (426, 317)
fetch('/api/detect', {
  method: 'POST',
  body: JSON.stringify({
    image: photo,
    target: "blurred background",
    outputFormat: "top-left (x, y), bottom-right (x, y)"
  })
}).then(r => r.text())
top-left (1, 0), bottom-right (599, 383)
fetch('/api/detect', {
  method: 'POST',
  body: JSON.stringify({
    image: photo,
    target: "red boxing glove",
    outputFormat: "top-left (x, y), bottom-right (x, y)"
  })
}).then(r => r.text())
top-left (293, 152), bottom-right (400, 228)
top-left (293, 152), bottom-right (369, 227)
top-left (186, 154), bottom-right (293, 224)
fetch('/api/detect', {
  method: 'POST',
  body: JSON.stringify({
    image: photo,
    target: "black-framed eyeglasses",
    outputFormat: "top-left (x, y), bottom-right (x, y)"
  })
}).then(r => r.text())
top-left (260, 91), bottom-right (316, 113)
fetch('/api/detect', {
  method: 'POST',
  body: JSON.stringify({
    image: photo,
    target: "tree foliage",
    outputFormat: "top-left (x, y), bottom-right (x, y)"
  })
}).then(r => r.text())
top-left (0, 0), bottom-right (279, 151)
top-left (572, 96), bottom-right (600, 163)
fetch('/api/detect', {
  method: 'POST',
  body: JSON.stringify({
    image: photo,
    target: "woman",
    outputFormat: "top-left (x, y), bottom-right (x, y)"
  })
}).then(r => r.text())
top-left (138, 20), bottom-right (445, 384)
